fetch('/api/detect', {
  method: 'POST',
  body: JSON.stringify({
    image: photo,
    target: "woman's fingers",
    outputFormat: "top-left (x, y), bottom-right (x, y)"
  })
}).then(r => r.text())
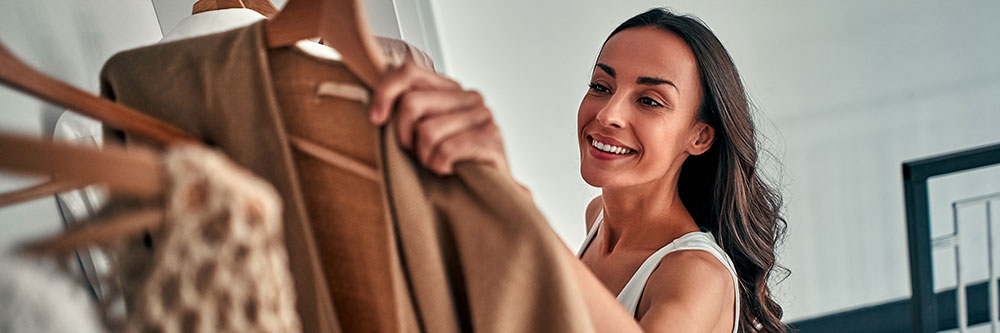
top-left (396, 90), bottom-right (485, 150)
top-left (413, 105), bottom-right (494, 166)
top-left (369, 62), bottom-right (460, 125)
top-left (366, 62), bottom-right (509, 177)
top-left (426, 121), bottom-right (507, 175)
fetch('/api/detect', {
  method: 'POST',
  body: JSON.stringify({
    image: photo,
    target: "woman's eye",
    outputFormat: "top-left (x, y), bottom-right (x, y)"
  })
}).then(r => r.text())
top-left (588, 82), bottom-right (610, 94)
top-left (638, 96), bottom-right (663, 107)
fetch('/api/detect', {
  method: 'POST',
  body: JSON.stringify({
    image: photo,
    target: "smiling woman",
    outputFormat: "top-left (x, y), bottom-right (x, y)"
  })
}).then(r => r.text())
top-left (370, 7), bottom-right (787, 333)
top-left (576, 9), bottom-right (788, 332)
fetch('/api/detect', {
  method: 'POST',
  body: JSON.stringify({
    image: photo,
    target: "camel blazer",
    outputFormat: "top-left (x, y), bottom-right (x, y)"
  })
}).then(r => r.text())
top-left (100, 20), bottom-right (594, 332)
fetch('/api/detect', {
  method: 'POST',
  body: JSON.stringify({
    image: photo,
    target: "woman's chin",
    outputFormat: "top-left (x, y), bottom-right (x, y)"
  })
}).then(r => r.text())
top-left (580, 167), bottom-right (618, 188)
top-left (581, 165), bottom-right (654, 189)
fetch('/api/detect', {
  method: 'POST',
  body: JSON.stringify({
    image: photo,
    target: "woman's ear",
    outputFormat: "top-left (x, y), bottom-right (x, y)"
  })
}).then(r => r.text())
top-left (688, 123), bottom-right (715, 156)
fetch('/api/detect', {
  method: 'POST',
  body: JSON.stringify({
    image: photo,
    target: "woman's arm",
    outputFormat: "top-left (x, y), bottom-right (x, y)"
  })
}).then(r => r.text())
top-left (567, 247), bottom-right (644, 332)
top-left (637, 250), bottom-right (735, 332)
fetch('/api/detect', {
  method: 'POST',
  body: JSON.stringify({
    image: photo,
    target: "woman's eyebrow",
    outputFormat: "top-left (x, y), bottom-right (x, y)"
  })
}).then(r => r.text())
top-left (637, 76), bottom-right (678, 93)
top-left (596, 63), bottom-right (615, 78)
top-left (596, 63), bottom-right (679, 93)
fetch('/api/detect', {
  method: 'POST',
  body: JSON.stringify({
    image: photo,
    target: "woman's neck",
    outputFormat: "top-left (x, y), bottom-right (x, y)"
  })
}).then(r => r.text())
top-left (598, 173), bottom-right (700, 254)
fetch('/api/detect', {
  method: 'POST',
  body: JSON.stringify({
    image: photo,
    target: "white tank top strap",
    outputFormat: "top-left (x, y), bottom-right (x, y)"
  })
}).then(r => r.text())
top-left (576, 210), bottom-right (604, 258)
top-left (577, 211), bottom-right (740, 333)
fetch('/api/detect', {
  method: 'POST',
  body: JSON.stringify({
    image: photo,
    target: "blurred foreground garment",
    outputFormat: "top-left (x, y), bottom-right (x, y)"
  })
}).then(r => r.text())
top-left (0, 257), bottom-right (102, 333)
top-left (5, 143), bottom-right (300, 333)
top-left (116, 146), bottom-right (301, 332)
top-left (100, 20), bottom-right (594, 332)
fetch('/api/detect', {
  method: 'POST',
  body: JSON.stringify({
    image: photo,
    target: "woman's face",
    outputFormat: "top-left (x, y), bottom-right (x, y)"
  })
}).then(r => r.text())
top-left (578, 26), bottom-right (710, 189)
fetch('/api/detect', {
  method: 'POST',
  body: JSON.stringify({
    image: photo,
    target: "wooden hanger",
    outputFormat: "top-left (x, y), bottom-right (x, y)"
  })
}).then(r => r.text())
top-left (265, 0), bottom-right (387, 87)
top-left (1, 5), bottom-right (385, 253)
top-left (0, 132), bottom-right (167, 255)
top-left (0, 41), bottom-right (198, 207)
top-left (0, 132), bottom-right (163, 199)
top-left (0, 177), bottom-right (93, 207)
top-left (0, 42), bottom-right (198, 146)
top-left (21, 208), bottom-right (163, 255)
top-left (193, 0), bottom-right (280, 18)
top-left (193, 0), bottom-right (246, 12)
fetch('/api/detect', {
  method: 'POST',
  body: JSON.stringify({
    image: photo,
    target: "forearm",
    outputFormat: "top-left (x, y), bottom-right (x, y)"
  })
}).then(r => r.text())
top-left (565, 248), bottom-right (644, 332)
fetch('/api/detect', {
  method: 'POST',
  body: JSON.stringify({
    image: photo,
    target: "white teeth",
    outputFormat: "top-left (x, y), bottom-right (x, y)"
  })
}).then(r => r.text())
top-left (590, 138), bottom-right (630, 155)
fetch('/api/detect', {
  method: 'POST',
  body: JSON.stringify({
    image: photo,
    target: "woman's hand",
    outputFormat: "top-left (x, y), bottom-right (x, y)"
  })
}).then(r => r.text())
top-left (369, 62), bottom-right (510, 177)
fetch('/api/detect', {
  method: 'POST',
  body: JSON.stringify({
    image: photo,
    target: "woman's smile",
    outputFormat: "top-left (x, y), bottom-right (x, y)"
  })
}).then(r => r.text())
top-left (586, 134), bottom-right (638, 161)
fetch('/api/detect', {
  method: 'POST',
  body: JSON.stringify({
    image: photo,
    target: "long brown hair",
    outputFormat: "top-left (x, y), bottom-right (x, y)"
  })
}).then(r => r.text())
top-left (603, 8), bottom-right (788, 332)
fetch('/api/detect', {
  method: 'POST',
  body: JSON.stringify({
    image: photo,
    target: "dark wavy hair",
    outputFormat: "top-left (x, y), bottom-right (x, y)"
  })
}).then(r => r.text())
top-left (603, 8), bottom-right (788, 332)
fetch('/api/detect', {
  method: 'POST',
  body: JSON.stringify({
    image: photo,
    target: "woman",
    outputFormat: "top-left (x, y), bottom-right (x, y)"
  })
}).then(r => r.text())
top-left (370, 8), bottom-right (786, 332)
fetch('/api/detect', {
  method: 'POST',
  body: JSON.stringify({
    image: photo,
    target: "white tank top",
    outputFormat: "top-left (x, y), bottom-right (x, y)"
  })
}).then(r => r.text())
top-left (577, 211), bottom-right (740, 333)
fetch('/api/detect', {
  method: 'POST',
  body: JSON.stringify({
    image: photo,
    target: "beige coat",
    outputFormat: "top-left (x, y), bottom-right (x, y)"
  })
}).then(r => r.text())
top-left (100, 20), bottom-right (594, 332)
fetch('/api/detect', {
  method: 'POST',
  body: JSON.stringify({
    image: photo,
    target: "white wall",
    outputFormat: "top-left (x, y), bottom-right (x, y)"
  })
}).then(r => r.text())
top-left (427, 0), bottom-right (1000, 321)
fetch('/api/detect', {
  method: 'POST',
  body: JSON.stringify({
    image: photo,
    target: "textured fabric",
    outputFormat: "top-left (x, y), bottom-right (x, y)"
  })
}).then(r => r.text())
top-left (383, 126), bottom-right (594, 332)
top-left (119, 146), bottom-right (300, 332)
top-left (268, 46), bottom-right (413, 332)
top-left (578, 210), bottom-right (740, 333)
top-left (101, 23), bottom-right (340, 333)
top-left (101, 12), bottom-right (432, 332)
top-left (63, 9), bottom-right (324, 327)
top-left (100, 20), bottom-right (595, 333)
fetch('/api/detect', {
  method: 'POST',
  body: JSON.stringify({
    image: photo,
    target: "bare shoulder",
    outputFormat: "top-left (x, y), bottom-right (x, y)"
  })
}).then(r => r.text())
top-left (653, 250), bottom-right (732, 297)
top-left (584, 195), bottom-right (604, 232)
top-left (637, 250), bottom-right (734, 331)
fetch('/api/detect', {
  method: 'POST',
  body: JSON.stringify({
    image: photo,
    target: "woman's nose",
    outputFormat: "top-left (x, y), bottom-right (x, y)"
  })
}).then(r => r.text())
top-left (595, 96), bottom-right (627, 129)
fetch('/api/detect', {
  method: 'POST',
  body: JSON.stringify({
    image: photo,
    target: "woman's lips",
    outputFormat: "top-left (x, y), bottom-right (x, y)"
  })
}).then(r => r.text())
top-left (588, 133), bottom-right (635, 152)
top-left (586, 135), bottom-right (637, 161)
